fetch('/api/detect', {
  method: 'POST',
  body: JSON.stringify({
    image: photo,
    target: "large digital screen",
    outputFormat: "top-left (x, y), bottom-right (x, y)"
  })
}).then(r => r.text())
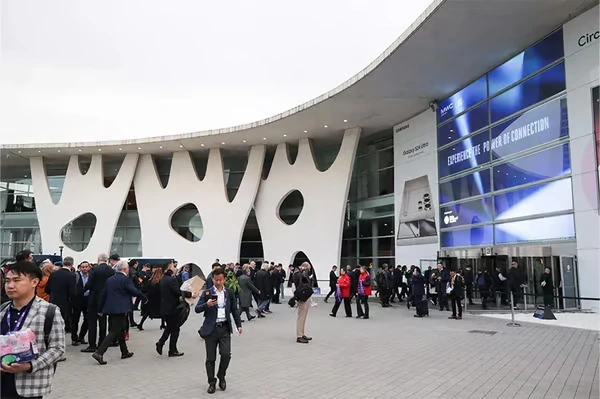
top-left (438, 130), bottom-right (490, 178)
top-left (494, 214), bottom-right (575, 244)
top-left (440, 197), bottom-right (493, 229)
top-left (488, 29), bottom-right (564, 96)
top-left (438, 76), bottom-right (488, 124)
top-left (493, 143), bottom-right (571, 191)
top-left (494, 178), bottom-right (573, 221)
top-left (490, 62), bottom-right (566, 123)
top-left (440, 225), bottom-right (493, 248)
top-left (491, 97), bottom-right (569, 160)
top-left (439, 169), bottom-right (491, 204)
top-left (437, 102), bottom-right (489, 147)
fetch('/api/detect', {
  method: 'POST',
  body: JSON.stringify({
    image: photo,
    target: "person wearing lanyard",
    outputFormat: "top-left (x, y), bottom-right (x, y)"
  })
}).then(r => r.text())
top-left (1, 261), bottom-right (65, 399)
top-left (196, 268), bottom-right (243, 395)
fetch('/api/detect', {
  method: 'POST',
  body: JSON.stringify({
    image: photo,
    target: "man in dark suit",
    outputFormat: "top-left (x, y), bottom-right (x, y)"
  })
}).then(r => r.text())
top-left (324, 265), bottom-right (338, 303)
top-left (45, 256), bottom-right (76, 341)
top-left (205, 262), bottom-right (221, 290)
top-left (92, 260), bottom-right (145, 365)
top-left (71, 261), bottom-right (91, 346)
top-left (196, 268), bottom-right (242, 394)
top-left (156, 261), bottom-right (196, 358)
top-left (253, 264), bottom-right (272, 316)
top-left (81, 253), bottom-right (115, 353)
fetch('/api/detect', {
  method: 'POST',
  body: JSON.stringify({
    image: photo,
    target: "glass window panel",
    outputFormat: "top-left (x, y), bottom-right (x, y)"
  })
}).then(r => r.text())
top-left (438, 130), bottom-right (491, 178)
top-left (378, 168), bottom-right (394, 196)
top-left (376, 238), bottom-right (394, 257)
top-left (494, 178), bottom-right (573, 221)
top-left (439, 169), bottom-right (491, 204)
top-left (489, 29), bottom-right (564, 96)
top-left (375, 217), bottom-right (395, 237)
top-left (490, 62), bottom-right (566, 123)
top-left (491, 97), bottom-right (569, 161)
top-left (125, 228), bottom-right (141, 241)
top-left (341, 240), bottom-right (357, 258)
top-left (123, 243), bottom-right (142, 257)
top-left (358, 220), bottom-right (372, 238)
top-left (358, 239), bottom-right (373, 257)
top-left (378, 148), bottom-right (394, 169)
top-left (493, 143), bottom-right (571, 191)
top-left (438, 75), bottom-right (488, 124)
top-left (439, 197), bottom-right (493, 229)
top-left (440, 225), bottom-right (493, 248)
top-left (343, 218), bottom-right (357, 239)
top-left (240, 242), bottom-right (264, 258)
top-left (437, 102), bottom-right (489, 147)
top-left (494, 214), bottom-right (575, 244)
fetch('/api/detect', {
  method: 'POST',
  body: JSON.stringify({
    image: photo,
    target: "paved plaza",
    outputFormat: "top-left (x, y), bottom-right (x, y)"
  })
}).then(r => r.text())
top-left (47, 301), bottom-right (599, 399)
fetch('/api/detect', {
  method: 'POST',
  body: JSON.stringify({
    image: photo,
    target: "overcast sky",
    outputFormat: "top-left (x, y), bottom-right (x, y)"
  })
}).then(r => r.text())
top-left (0, 0), bottom-right (433, 144)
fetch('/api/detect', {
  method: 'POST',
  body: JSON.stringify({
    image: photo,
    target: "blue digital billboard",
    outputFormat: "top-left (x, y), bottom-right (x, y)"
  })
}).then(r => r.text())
top-left (441, 225), bottom-right (493, 248)
top-left (493, 144), bottom-right (571, 191)
top-left (440, 197), bottom-right (493, 229)
top-left (439, 169), bottom-right (491, 204)
top-left (491, 97), bottom-right (568, 160)
top-left (490, 62), bottom-right (566, 123)
top-left (494, 214), bottom-right (575, 244)
top-left (494, 178), bottom-right (573, 221)
top-left (438, 75), bottom-right (488, 124)
top-left (437, 102), bottom-right (489, 147)
top-left (438, 130), bottom-right (490, 178)
top-left (488, 29), bottom-right (564, 96)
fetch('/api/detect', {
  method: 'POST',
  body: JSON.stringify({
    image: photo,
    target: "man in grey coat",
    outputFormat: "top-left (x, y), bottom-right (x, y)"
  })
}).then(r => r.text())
top-left (238, 265), bottom-right (260, 321)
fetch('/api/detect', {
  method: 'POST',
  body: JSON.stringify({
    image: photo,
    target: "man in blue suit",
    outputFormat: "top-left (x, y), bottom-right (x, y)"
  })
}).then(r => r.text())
top-left (195, 268), bottom-right (242, 394)
top-left (92, 260), bottom-right (145, 365)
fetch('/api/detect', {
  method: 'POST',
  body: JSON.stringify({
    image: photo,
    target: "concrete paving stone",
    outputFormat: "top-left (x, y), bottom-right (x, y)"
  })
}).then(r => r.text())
top-left (43, 302), bottom-right (600, 399)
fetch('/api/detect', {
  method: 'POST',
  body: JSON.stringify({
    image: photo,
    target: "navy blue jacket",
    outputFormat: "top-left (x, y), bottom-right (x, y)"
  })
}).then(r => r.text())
top-left (85, 263), bottom-right (115, 312)
top-left (195, 287), bottom-right (242, 338)
top-left (99, 272), bottom-right (143, 315)
top-left (411, 274), bottom-right (426, 298)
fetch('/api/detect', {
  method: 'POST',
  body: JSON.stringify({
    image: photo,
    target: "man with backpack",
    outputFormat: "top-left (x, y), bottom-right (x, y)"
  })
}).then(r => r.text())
top-left (476, 269), bottom-right (493, 309)
top-left (1, 261), bottom-right (65, 398)
top-left (293, 263), bottom-right (314, 344)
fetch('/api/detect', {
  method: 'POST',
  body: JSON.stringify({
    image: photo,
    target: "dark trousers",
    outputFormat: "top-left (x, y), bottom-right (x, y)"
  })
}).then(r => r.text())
top-left (480, 293), bottom-right (489, 309)
top-left (400, 284), bottom-right (408, 299)
top-left (438, 290), bottom-right (449, 310)
top-left (325, 287), bottom-right (336, 301)
top-left (204, 324), bottom-right (231, 384)
top-left (241, 307), bottom-right (253, 320)
top-left (391, 285), bottom-right (401, 301)
top-left (128, 311), bottom-right (137, 326)
top-left (133, 296), bottom-right (142, 310)
top-left (331, 298), bottom-right (352, 317)
top-left (380, 289), bottom-right (390, 306)
top-left (97, 313), bottom-right (129, 355)
top-left (157, 314), bottom-right (181, 354)
top-left (273, 285), bottom-right (281, 303)
top-left (543, 292), bottom-right (553, 307)
top-left (87, 307), bottom-right (108, 348)
top-left (466, 283), bottom-right (473, 304)
top-left (356, 295), bottom-right (369, 317)
top-left (451, 296), bottom-right (462, 318)
top-left (57, 304), bottom-right (72, 334)
top-left (71, 304), bottom-right (88, 341)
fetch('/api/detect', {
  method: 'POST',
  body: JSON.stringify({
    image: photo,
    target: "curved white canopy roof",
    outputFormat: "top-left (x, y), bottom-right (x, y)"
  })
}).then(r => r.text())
top-left (1, 0), bottom-right (596, 168)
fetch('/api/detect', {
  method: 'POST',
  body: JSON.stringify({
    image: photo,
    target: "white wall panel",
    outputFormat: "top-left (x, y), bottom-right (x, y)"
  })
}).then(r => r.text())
top-left (30, 154), bottom-right (138, 264)
top-left (134, 147), bottom-right (264, 275)
top-left (254, 129), bottom-right (359, 286)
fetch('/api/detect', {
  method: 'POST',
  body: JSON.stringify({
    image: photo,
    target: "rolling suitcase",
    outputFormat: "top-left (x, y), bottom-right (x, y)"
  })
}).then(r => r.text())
top-left (417, 299), bottom-right (429, 317)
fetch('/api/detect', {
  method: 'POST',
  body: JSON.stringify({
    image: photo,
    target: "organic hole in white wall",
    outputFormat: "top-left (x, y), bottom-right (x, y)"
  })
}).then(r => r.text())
top-left (171, 203), bottom-right (203, 242)
top-left (277, 190), bottom-right (304, 225)
top-left (60, 212), bottom-right (97, 252)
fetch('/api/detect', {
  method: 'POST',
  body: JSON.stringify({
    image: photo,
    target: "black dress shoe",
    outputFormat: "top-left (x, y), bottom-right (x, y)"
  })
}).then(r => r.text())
top-left (130, 322), bottom-right (139, 328)
top-left (356, 315), bottom-right (363, 319)
top-left (121, 352), bottom-right (134, 360)
top-left (329, 313), bottom-right (336, 317)
top-left (302, 335), bottom-right (312, 341)
top-left (81, 346), bottom-right (97, 353)
top-left (92, 352), bottom-right (107, 365)
top-left (248, 315), bottom-right (256, 321)
top-left (219, 378), bottom-right (226, 391)
top-left (168, 352), bottom-right (184, 357)
top-left (296, 337), bottom-right (309, 344)
top-left (207, 383), bottom-right (216, 394)
top-left (137, 325), bottom-right (144, 331)
top-left (156, 342), bottom-right (164, 355)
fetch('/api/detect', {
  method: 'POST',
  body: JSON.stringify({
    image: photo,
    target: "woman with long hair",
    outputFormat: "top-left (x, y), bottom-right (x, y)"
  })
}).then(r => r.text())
top-left (329, 267), bottom-right (352, 317)
top-left (356, 265), bottom-right (372, 319)
top-left (36, 263), bottom-right (55, 302)
top-left (138, 267), bottom-right (164, 331)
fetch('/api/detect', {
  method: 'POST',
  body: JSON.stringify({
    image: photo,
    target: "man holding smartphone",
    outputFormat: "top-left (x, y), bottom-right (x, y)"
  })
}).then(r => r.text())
top-left (195, 268), bottom-right (243, 394)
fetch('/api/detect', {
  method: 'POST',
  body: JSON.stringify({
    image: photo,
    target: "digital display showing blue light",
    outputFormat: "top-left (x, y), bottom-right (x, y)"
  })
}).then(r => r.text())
top-left (494, 214), bottom-right (575, 244)
top-left (438, 130), bottom-right (490, 178)
top-left (439, 169), bottom-right (491, 204)
top-left (438, 76), bottom-right (488, 124)
top-left (491, 97), bottom-right (569, 160)
top-left (488, 29), bottom-right (564, 96)
top-left (440, 225), bottom-right (493, 248)
top-left (437, 102), bottom-right (489, 147)
top-left (440, 197), bottom-right (493, 229)
top-left (493, 144), bottom-right (571, 191)
top-left (490, 62), bottom-right (566, 123)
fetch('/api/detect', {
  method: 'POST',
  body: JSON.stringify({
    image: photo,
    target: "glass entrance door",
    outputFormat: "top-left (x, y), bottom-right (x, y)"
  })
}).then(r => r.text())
top-left (560, 256), bottom-right (578, 309)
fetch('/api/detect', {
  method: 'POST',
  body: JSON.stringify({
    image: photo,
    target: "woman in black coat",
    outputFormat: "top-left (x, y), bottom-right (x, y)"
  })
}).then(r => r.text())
top-left (540, 268), bottom-right (554, 307)
top-left (138, 267), bottom-right (164, 331)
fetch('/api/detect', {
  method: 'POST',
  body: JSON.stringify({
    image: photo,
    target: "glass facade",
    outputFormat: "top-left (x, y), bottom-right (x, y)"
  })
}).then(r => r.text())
top-left (437, 28), bottom-right (575, 248)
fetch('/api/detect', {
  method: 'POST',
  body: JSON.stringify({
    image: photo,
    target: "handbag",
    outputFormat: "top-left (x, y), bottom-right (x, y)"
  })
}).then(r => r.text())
top-left (446, 283), bottom-right (453, 295)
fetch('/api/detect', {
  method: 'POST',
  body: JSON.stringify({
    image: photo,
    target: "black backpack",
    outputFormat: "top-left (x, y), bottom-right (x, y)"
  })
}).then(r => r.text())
top-left (294, 275), bottom-right (313, 302)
